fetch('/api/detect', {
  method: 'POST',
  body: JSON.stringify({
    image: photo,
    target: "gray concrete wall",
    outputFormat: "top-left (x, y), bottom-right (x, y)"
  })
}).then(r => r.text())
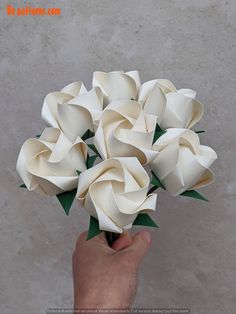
top-left (0, 1), bottom-right (236, 313)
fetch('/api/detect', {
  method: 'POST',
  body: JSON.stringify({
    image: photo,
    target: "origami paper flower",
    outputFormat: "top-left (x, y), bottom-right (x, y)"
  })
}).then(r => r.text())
top-left (16, 70), bottom-right (218, 244)
top-left (41, 81), bottom-right (103, 142)
top-left (92, 70), bottom-right (141, 106)
top-left (16, 127), bottom-right (87, 196)
top-left (94, 100), bottom-right (158, 165)
top-left (138, 79), bottom-right (203, 129)
top-left (76, 157), bottom-right (157, 233)
top-left (150, 128), bottom-right (217, 196)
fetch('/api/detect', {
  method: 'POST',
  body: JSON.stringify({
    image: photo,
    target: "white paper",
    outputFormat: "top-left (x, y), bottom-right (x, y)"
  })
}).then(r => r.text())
top-left (94, 100), bottom-right (158, 165)
top-left (41, 82), bottom-right (103, 142)
top-left (76, 157), bottom-right (157, 233)
top-left (16, 127), bottom-right (87, 196)
top-left (150, 128), bottom-right (217, 195)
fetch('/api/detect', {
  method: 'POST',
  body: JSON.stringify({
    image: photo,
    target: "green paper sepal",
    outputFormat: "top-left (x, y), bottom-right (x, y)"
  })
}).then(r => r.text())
top-left (19, 183), bottom-right (27, 188)
top-left (133, 213), bottom-right (159, 228)
top-left (87, 144), bottom-right (101, 158)
top-left (76, 170), bottom-right (81, 176)
top-left (195, 130), bottom-right (205, 134)
top-left (180, 190), bottom-right (209, 202)
top-left (151, 171), bottom-right (165, 189)
top-left (153, 123), bottom-right (166, 144)
top-left (148, 172), bottom-right (165, 194)
top-left (56, 188), bottom-right (77, 215)
top-left (86, 155), bottom-right (97, 169)
top-left (81, 129), bottom-right (95, 141)
top-left (147, 185), bottom-right (158, 195)
top-left (87, 216), bottom-right (103, 240)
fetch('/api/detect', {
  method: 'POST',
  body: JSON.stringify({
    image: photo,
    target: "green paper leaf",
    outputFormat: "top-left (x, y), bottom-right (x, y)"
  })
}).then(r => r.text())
top-left (151, 171), bottom-right (165, 189)
top-left (87, 216), bottom-right (103, 240)
top-left (153, 123), bottom-right (166, 144)
top-left (133, 213), bottom-right (159, 228)
top-left (180, 190), bottom-right (209, 202)
top-left (19, 183), bottom-right (27, 188)
top-left (56, 188), bottom-right (77, 215)
top-left (76, 170), bottom-right (81, 176)
top-left (154, 123), bottom-right (162, 133)
top-left (195, 130), bottom-right (205, 134)
top-left (86, 155), bottom-right (97, 169)
top-left (153, 130), bottom-right (166, 143)
top-left (147, 185), bottom-right (158, 195)
top-left (81, 129), bottom-right (95, 141)
top-left (87, 144), bottom-right (101, 158)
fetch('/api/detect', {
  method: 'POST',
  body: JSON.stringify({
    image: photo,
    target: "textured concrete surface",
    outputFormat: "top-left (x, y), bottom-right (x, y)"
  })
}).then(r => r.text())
top-left (0, 1), bottom-right (236, 313)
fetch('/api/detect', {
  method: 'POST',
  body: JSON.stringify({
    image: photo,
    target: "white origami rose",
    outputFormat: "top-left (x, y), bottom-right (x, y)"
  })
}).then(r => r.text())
top-left (41, 81), bottom-right (103, 141)
top-left (76, 157), bottom-right (157, 233)
top-left (150, 128), bottom-right (217, 196)
top-left (16, 127), bottom-right (87, 196)
top-left (94, 100), bottom-right (158, 165)
top-left (138, 79), bottom-right (203, 129)
top-left (93, 70), bottom-right (141, 106)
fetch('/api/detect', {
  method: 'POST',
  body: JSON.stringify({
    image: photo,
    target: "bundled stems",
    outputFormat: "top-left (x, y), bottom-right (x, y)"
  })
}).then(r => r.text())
top-left (105, 231), bottom-right (119, 247)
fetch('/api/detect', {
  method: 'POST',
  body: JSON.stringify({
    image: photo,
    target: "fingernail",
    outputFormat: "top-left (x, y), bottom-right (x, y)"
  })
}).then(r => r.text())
top-left (141, 231), bottom-right (152, 244)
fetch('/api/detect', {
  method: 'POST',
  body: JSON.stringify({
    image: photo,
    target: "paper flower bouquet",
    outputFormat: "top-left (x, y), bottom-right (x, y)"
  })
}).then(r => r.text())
top-left (16, 71), bottom-right (217, 244)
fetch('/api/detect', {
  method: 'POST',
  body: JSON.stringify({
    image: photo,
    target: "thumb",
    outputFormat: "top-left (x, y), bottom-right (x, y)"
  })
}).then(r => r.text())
top-left (111, 231), bottom-right (133, 251)
top-left (125, 231), bottom-right (152, 266)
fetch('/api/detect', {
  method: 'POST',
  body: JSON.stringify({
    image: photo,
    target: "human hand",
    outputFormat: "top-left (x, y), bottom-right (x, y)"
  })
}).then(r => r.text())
top-left (72, 230), bottom-right (152, 310)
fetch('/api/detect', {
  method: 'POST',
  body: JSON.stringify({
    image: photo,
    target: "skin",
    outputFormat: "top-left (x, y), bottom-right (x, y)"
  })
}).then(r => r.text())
top-left (72, 230), bottom-right (152, 310)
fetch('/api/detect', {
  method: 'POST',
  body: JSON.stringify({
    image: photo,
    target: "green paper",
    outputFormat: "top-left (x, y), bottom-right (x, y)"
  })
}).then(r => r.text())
top-left (56, 188), bottom-right (77, 215)
top-left (195, 130), bottom-right (205, 134)
top-left (76, 170), bottom-right (81, 176)
top-left (153, 123), bottom-right (165, 144)
top-left (153, 130), bottom-right (166, 143)
top-left (36, 134), bottom-right (41, 138)
top-left (180, 190), bottom-right (209, 202)
top-left (154, 123), bottom-right (162, 133)
top-left (151, 171), bottom-right (165, 189)
top-left (19, 183), bottom-right (27, 188)
top-left (81, 129), bottom-right (95, 141)
top-left (87, 216), bottom-right (103, 240)
top-left (86, 155), bottom-right (97, 169)
top-left (133, 213), bottom-right (159, 228)
top-left (87, 144), bottom-right (101, 158)
top-left (105, 231), bottom-right (119, 246)
top-left (147, 185), bottom-right (158, 195)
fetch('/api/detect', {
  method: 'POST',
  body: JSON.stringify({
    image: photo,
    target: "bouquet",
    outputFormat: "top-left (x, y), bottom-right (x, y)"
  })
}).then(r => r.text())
top-left (16, 70), bottom-right (217, 245)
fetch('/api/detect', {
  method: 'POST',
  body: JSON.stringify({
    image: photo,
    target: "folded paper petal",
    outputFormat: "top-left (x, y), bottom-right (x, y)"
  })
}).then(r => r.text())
top-left (150, 128), bottom-right (217, 195)
top-left (76, 157), bottom-right (157, 233)
top-left (16, 128), bottom-right (87, 196)
top-left (138, 79), bottom-right (203, 129)
top-left (92, 70), bottom-right (140, 106)
top-left (94, 100), bottom-right (158, 165)
top-left (42, 82), bottom-right (103, 141)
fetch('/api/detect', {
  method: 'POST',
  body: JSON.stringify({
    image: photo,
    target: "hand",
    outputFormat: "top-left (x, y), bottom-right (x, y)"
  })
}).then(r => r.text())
top-left (72, 230), bottom-right (152, 310)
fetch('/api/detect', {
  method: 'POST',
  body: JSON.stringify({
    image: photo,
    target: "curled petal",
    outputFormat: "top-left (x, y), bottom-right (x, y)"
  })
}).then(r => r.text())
top-left (42, 83), bottom-right (103, 141)
top-left (76, 157), bottom-right (157, 233)
top-left (16, 128), bottom-right (87, 196)
top-left (160, 92), bottom-right (204, 129)
top-left (151, 128), bottom-right (217, 195)
top-left (94, 100), bottom-right (158, 165)
top-left (139, 79), bottom-right (203, 129)
top-left (92, 71), bottom-right (139, 105)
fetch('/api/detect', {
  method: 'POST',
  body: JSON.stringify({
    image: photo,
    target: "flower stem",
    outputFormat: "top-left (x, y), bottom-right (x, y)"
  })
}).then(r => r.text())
top-left (105, 231), bottom-right (119, 247)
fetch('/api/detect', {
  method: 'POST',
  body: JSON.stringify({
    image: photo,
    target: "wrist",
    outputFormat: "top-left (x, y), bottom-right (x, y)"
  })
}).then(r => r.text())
top-left (74, 292), bottom-right (132, 310)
